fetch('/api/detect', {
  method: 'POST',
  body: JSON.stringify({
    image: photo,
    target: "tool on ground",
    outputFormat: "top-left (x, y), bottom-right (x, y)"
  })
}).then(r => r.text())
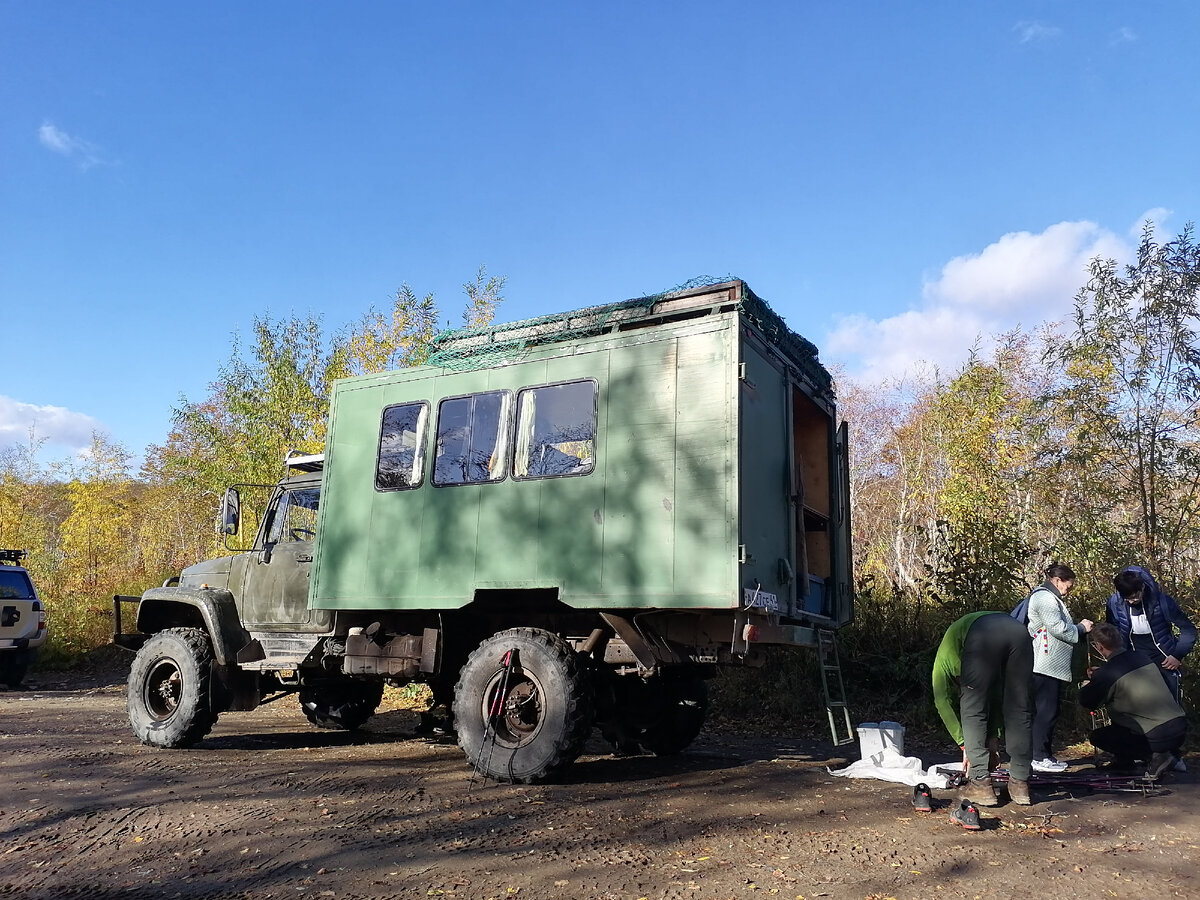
top-left (938, 765), bottom-right (1166, 796)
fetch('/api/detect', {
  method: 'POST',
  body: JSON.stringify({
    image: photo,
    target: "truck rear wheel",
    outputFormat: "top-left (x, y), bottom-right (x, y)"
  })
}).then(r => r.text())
top-left (454, 628), bottom-right (594, 783)
top-left (641, 676), bottom-right (708, 755)
top-left (300, 680), bottom-right (384, 730)
top-left (127, 627), bottom-right (217, 748)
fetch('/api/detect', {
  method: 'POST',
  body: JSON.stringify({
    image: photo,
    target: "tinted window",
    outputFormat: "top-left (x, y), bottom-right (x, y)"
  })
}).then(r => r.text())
top-left (0, 571), bottom-right (34, 600)
top-left (514, 380), bottom-right (597, 479)
top-left (434, 391), bottom-right (511, 485)
top-left (376, 402), bottom-right (429, 490)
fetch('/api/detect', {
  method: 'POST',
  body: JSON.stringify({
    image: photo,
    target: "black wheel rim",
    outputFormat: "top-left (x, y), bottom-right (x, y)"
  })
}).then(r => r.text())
top-left (144, 658), bottom-right (183, 721)
top-left (482, 669), bottom-right (543, 748)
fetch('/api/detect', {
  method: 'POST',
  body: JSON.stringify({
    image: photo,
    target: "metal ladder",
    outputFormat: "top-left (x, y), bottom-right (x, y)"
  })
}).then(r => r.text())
top-left (817, 629), bottom-right (855, 746)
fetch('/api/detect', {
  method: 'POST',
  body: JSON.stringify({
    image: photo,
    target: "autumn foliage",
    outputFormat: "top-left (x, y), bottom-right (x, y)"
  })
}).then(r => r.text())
top-left (0, 269), bottom-right (504, 663)
top-left (5, 234), bottom-right (1200, 741)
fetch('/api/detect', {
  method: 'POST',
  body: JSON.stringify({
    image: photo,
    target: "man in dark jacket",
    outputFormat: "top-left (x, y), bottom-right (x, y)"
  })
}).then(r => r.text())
top-left (1079, 623), bottom-right (1187, 780)
top-left (1105, 566), bottom-right (1197, 706)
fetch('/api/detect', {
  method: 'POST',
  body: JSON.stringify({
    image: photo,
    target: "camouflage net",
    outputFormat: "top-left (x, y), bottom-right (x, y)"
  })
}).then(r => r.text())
top-left (426, 275), bottom-right (830, 391)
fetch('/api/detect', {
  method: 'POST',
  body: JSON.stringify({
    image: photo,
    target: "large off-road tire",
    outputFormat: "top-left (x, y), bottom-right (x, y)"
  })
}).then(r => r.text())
top-left (640, 676), bottom-right (708, 756)
top-left (299, 680), bottom-right (385, 730)
top-left (453, 627), bottom-right (594, 783)
top-left (127, 627), bottom-right (217, 748)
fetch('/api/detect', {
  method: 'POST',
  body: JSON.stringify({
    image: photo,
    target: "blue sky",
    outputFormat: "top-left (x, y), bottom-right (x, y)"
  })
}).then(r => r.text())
top-left (3, 3), bottom-right (1198, 468)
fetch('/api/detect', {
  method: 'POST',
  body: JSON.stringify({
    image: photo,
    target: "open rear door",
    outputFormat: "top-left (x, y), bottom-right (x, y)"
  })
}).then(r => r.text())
top-left (832, 419), bottom-right (853, 626)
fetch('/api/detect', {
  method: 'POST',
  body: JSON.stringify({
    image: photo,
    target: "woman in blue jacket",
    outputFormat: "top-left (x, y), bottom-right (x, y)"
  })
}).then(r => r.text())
top-left (1106, 566), bottom-right (1197, 707)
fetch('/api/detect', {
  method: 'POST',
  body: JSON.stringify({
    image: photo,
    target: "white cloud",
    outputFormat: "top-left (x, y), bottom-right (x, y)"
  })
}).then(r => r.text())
top-left (1133, 207), bottom-right (1172, 241)
top-left (1014, 20), bottom-right (1062, 43)
top-left (923, 221), bottom-right (1126, 316)
top-left (38, 121), bottom-right (106, 169)
top-left (0, 395), bottom-right (102, 454)
top-left (826, 220), bottom-right (1134, 384)
top-left (1111, 26), bottom-right (1137, 45)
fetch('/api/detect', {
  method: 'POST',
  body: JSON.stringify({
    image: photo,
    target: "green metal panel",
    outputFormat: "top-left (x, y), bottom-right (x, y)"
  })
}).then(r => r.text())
top-left (737, 339), bottom-right (793, 611)
top-left (311, 315), bottom-right (739, 611)
top-left (599, 322), bottom-right (735, 606)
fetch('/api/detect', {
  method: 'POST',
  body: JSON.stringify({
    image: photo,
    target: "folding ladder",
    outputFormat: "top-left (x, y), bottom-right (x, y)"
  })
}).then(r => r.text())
top-left (817, 628), bottom-right (855, 746)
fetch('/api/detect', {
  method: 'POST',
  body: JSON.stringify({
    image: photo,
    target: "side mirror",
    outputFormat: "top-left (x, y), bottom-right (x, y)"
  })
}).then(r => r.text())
top-left (219, 488), bottom-right (241, 536)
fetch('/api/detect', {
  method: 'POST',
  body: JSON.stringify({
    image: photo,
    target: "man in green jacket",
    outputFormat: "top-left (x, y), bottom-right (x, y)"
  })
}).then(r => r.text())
top-left (933, 611), bottom-right (1034, 806)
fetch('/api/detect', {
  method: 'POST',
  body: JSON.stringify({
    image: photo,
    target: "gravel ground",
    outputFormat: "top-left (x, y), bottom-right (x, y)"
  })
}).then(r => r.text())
top-left (2, 661), bottom-right (1197, 900)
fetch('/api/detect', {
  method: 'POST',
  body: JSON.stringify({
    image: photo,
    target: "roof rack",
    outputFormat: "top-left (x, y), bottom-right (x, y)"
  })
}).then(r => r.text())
top-left (425, 278), bottom-right (831, 392)
top-left (284, 452), bottom-right (325, 473)
top-left (0, 549), bottom-right (27, 565)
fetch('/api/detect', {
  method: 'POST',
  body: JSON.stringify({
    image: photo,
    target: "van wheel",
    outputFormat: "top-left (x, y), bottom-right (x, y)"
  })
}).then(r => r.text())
top-left (641, 676), bottom-right (708, 756)
top-left (300, 681), bottom-right (384, 730)
top-left (454, 628), bottom-right (594, 783)
top-left (1, 651), bottom-right (30, 688)
top-left (127, 628), bottom-right (217, 748)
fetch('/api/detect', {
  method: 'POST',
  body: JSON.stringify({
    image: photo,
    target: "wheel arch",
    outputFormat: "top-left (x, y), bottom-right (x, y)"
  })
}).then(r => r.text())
top-left (136, 587), bottom-right (247, 666)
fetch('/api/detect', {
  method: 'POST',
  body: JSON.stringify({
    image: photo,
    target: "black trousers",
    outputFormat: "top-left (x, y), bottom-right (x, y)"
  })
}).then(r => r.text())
top-left (1091, 718), bottom-right (1186, 763)
top-left (1031, 672), bottom-right (1064, 760)
top-left (961, 613), bottom-right (1034, 781)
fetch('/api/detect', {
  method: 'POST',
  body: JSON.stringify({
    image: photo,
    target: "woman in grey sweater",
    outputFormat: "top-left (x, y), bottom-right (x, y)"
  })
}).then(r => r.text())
top-left (1027, 563), bottom-right (1093, 772)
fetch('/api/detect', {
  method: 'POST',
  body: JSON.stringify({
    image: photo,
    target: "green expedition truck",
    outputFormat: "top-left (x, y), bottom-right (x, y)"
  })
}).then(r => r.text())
top-left (117, 280), bottom-right (852, 782)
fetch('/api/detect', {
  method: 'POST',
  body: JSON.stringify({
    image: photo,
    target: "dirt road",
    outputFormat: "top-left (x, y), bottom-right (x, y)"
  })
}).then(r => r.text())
top-left (2, 667), bottom-right (1196, 900)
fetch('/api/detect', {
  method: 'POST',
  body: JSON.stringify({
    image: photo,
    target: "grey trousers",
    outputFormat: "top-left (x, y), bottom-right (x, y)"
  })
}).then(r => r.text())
top-left (960, 613), bottom-right (1034, 781)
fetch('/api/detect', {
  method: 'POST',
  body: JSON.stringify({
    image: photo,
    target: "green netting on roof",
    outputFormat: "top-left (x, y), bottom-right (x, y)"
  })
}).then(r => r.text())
top-left (426, 275), bottom-right (831, 392)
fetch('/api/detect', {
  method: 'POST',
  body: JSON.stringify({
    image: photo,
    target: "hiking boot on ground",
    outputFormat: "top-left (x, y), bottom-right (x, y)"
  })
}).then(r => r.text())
top-left (1146, 751), bottom-right (1175, 781)
top-left (949, 799), bottom-right (982, 830)
top-left (1006, 778), bottom-right (1031, 805)
top-left (912, 782), bottom-right (933, 813)
top-left (956, 776), bottom-right (999, 807)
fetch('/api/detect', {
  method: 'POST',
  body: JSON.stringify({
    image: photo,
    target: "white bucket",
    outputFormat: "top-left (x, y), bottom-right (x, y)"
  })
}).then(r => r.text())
top-left (856, 721), bottom-right (905, 761)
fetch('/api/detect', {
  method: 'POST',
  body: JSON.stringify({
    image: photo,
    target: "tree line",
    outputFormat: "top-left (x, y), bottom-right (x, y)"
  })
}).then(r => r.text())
top-left (0, 269), bottom-right (504, 660)
top-left (836, 223), bottom-right (1200, 732)
top-left (5, 225), bottom-right (1200, 714)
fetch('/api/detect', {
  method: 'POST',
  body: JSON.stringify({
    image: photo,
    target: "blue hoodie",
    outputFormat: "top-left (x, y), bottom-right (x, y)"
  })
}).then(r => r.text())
top-left (1105, 565), bottom-right (1197, 661)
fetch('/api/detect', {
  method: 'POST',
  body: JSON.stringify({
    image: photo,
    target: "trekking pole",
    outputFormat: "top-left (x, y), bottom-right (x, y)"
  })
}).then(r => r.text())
top-left (469, 648), bottom-right (517, 794)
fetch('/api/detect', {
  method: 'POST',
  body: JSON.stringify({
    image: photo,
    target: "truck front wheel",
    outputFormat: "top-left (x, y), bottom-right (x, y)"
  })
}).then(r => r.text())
top-left (299, 681), bottom-right (384, 730)
top-left (453, 628), bottom-right (594, 783)
top-left (127, 627), bottom-right (217, 748)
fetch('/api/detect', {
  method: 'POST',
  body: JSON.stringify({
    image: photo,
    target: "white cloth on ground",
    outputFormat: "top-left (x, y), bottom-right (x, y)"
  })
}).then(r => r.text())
top-left (827, 747), bottom-right (953, 788)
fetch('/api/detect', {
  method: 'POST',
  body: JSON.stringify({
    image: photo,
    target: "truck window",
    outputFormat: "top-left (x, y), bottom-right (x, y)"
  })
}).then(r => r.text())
top-left (513, 380), bottom-right (598, 479)
top-left (433, 391), bottom-right (511, 486)
top-left (267, 487), bottom-right (320, 544)
top-left (376, 401), bottom-right (429, 491)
